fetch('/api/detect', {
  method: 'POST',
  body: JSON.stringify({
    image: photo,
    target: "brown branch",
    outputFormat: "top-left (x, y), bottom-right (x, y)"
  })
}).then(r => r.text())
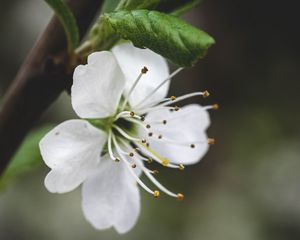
top-left (0, 0), bottom-right (103, 174)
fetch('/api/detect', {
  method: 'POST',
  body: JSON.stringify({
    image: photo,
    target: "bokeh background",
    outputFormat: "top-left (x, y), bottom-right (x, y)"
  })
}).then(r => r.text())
top-left (1, 1), bottom-right (299, 239)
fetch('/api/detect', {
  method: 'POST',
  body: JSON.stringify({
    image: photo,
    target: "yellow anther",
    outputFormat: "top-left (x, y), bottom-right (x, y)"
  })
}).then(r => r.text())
top-left (170, 96), bottom-right (177, 101)
top-left (190, 144), bottom-right (195, 148)
top-left (146, 124), bottom-right (151, 129)
top-left (148, 158), bottom-right (153, 163)
top-left (129, 152), bottom-right (134, 157)
top-left (162, 159), bottom-right (169, 166)
top-left (141, 66), bottom-right (148, 74)
top-left (131, 163), bottom-right (137, 168)
top-left (208, 138), bottom-right (215, 145)
top-left (162, 120), bottom-right (167, 124)
top-left (177, 193), bottom-right (184, 200)
top-left (203, 90), bottom-right (210, 98)
top-left (212, 104), bottom-right (219, 110)
top-left (152, 170), bottom-right (159, 175)
top-left (115, 157), bottom-right (120, 162)
top-left (130, 111), bottom-right (135, 117)
top-left (179, 164), bottom-right (185, 171)
top-left (153, 190), bottom-right (160, 198)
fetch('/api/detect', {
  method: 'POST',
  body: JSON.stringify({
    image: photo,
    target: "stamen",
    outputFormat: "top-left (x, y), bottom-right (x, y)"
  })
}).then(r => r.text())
top-left (137, 142), bottom-right (182, 169)
top-left (212, 104), bottom-right (219, 110)
top-left (144, 170), bottom-right (180, 198)
top-left (133, 68), bottom-right (184, 109)
top-left (112, 125), bottom-right (142, 142)
top-left (112, 135), bottom-right (157, 195)
top-left (204, 104), bottom-right (220, 110)
top-left (153, 190), bottom-right (160, 198)
top-left (163, 120), bottom-right (167, 124)
top-left (131, 163), bottom-right (137, 168)
top-left (121, 67), bottom-right (148, 110)
top-left (179, 164), bottom-right (185, 171)
top-left (203, 90), bottom-right (210, 98)
top-left (107, 131), bottom-right (118, 161)
top-left (152, 92), bottom-right (208, 109)
top-left (208, 138), bottom-right (215, 145)
top-left (177, 193), bottom-right (184, 200)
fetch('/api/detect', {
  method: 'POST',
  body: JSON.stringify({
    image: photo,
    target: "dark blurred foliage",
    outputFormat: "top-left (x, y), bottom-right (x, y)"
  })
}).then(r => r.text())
top-left (0, 1), bottom-right (299, 240)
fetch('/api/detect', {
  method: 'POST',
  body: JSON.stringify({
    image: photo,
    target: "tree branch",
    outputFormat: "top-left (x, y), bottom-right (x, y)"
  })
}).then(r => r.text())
top-left (0, 0), bottom-right (103, 174)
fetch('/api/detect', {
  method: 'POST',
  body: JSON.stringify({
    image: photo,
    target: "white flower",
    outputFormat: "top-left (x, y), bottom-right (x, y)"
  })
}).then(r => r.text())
top-left (39, 43), bottom-right (216, 234)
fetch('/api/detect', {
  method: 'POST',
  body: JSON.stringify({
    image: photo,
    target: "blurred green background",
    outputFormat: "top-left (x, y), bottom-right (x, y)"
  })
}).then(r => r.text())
top-left (1, 1), bottom-right (299, 239)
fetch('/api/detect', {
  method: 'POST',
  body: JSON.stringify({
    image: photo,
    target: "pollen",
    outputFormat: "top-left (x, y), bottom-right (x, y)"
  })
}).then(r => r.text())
top-left (170, 95), bottom-right (176, 101)
top-left (177, 193), bottom-right (184, 200)
top-left (148, 132), bottom-right (153, 137)
top-left (179, 164), bottom-right (185, 171)
top-left (141, 116), bottom-right (145, 121)
top-left (148, 158), bottom-right (153, 163)
top-left (146, 124), bottom-right (151, 129)
top-left (174, 106), bottom-right (180, 111)
top-left (158, 135), bottom-right (163, 139)
top-left (212, 104), bottom-right (219, 110)
top-left (131, 163), bottom-right (137, 168)
top-left (162, 120), bottom-right (167, 124)
top-left (146, 143), bottom-right (150, 147)
top-left (153, 190), bottom-right (160, 198)
top-left (141, 139), bottom-right (147, 144)
top-left (115, 157), bottom-right (120, 162)
top-left (208, 138), bottom-right (215, 145)
top-left (130, 111), bottom-right (135, 117)
top-left (152, 170), bottom-right (159, 175)
top-left (141, 66), bottom-right (148, 74)
top-left (190, 144), bottom-right (195, 148)
top-left (203, 90), bottom-right (210, 98)
top-left (162, 158), bottom-right (169, 166)
top-left (129, 152), bottom-right (134, 157)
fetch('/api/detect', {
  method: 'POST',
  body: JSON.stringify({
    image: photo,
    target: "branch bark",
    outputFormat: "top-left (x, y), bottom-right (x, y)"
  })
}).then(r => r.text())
top-left (0, 0), bottom-right (103, 174)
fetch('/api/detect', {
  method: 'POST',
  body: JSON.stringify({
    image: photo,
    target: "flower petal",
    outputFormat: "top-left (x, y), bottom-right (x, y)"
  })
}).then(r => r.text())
top-left (72, 51), bottom-right (126, 118)
top-left (82, 157), bottom-right (140, 234)
top-left (112, 43), bottom-right (170, 108)
top-left (39, 120), bottom-right (107, 193)
top-left (141, 104), bottom-right (210, 165)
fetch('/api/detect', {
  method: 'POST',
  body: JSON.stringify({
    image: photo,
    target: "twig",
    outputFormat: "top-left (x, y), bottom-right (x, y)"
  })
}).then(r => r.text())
top-left (0, 0), bottom-right (103, 174)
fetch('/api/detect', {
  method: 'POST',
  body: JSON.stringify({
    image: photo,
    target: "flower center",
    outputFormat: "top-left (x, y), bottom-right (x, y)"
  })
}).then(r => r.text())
top-left (87, 67), bottom-right (217, 200)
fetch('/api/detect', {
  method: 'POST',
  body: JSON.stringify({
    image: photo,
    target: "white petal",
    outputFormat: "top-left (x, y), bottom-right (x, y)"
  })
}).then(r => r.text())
top-left (112, 43), bottom-right (170, 107)
top-left (39, 120), bottom-right (107, 193)
top-left (72, 51), bottom-right (126, 118)
top-left (82, 157), bottom-right (140, 234)
top-left (141, 104), bottom-right (210, 165)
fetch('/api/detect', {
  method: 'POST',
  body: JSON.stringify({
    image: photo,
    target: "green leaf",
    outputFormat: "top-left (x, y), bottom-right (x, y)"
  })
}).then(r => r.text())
top-left (104, 10), bottom-right (215, 66)
top-left (0, 125), bottom-right (54, 188)
top-left (45, 0), bottom-right (79, 53)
